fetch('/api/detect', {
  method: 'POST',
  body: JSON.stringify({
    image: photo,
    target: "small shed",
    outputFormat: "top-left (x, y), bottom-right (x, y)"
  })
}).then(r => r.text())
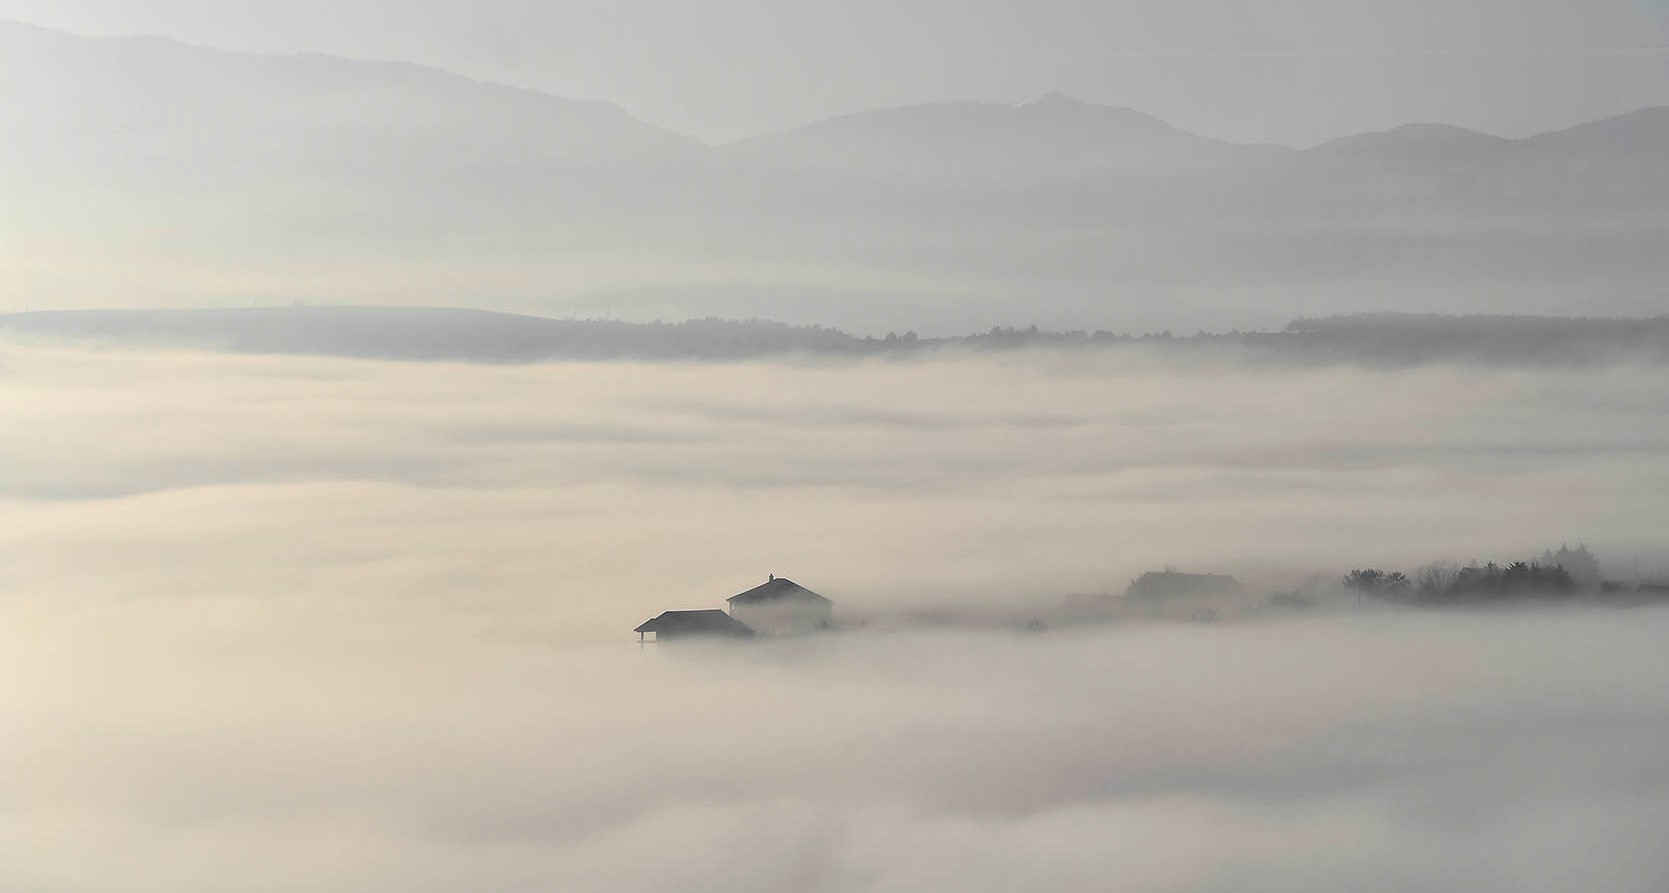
top-left (635, 610), bottom-right (755, 643)
top-left (727, 576), bottom-right (834, 635)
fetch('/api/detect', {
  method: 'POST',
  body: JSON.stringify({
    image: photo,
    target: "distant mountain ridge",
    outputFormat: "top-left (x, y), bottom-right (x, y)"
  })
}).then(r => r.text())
top-left (5, 19), bottom-right (1661, 158)
top-left (0, 18), bottom-right (696, 205)
top-left (721, 92), bottom-right (1273, 182)
top-left (0, 20), bottom-right (685, 142)
top-left (1312, 124), bottom-right (1516, 164)
top-left (3, 19), bottom-right (1668, 332)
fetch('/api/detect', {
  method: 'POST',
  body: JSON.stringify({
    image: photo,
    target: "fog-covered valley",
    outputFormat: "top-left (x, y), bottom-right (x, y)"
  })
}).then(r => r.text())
top-left (3, 341), bottom-right (1668, 890)
top-left (6, 4), bottom-right (1669, 888)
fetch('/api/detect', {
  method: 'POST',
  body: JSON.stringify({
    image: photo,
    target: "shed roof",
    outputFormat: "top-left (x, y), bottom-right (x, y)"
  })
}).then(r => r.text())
top-left (635, 610), bottom-right (755, 637)
top-left (727, 577), bottom-right (833, 606)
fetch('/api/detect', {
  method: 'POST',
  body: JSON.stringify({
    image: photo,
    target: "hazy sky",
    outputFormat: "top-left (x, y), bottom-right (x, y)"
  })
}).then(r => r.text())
top-left (2, 0), bottom-right (1666, 143)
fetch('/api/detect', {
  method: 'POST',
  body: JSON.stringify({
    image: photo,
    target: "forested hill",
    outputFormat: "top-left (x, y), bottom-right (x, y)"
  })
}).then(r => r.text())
top-left (3, 307), bottom-right (1666, 366)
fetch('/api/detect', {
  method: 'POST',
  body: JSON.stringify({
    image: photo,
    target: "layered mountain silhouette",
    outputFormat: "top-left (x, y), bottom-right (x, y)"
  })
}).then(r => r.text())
top-left (0, 20), bottom-right (695, 215)
top-left (3, 20), bottom-right (1666, 331)
top-left (725, 92), bottom-right (1271, 179)
top-left (1313, 124), bottom-right (1514, 165)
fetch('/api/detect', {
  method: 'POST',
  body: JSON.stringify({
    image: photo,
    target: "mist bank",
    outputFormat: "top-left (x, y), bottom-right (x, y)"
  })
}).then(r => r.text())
top-left (5, 596), bottom-right (1667, 892)
top-left (5, 342), bottom-right (1665, 618)
top-left (5, 340), bottom-right (1668, 889)
top-left (6, 307), bottom-right (1669, 367)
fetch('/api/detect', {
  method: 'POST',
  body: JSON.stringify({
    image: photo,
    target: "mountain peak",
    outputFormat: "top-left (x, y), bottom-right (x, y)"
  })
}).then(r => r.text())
top-left (1014, 91), bottom-right (1086, 109)
top-left (1310, 122), bottom-right (1512, 162)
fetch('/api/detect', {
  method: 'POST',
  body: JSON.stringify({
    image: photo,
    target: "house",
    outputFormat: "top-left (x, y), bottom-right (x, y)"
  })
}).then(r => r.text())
top-left (634, 609), bottom-right (755, 643)
top-left (726, 575), bottom-right (834, 635)
top-left (1124, 570), bottom-right (1242, 601)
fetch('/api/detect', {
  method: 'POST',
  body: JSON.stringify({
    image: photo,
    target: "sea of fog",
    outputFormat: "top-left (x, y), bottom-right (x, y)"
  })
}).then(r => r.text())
top-left (2, 342), bottom-right (1667, 891)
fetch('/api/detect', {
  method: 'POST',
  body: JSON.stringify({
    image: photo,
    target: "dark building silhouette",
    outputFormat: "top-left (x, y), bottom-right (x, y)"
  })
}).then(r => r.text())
top-left (1125, 570), bottom-right (1242, 601)
top-left (634, 610), bottom-right (754, 643)
top-left (727, 576), bottom-right (835, 635)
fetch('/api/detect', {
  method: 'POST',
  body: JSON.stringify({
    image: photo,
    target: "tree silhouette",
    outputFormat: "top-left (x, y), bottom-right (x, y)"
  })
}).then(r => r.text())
top-left (1344, 569), bottom-right (1412, 606)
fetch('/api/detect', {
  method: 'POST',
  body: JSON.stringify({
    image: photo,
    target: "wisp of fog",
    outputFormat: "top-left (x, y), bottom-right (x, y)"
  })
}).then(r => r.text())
top-left (2, 342), bottom-right (1667, 891)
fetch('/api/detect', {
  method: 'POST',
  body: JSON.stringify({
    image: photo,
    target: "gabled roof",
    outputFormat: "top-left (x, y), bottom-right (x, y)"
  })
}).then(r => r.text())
top-left (635, 610), bottom-right (754, 637)
top-left (726, 577), bottom-right (833, 606)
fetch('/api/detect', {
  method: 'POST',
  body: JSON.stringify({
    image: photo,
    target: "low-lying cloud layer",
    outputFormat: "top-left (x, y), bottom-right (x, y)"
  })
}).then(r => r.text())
top-left (2, 343), bottom-right (1666, 890)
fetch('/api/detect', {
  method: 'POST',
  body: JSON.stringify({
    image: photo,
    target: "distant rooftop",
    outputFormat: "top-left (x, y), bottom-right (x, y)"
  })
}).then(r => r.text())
top-left (727, 577), bottom-right (833, 606)
top-left (634, 609), bottom-right (754, 638)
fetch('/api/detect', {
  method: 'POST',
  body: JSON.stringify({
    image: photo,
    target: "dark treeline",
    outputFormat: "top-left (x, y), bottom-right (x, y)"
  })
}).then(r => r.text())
top-left (1346, 545), bottom-right (1669, 607)
top-left (3, 307), bottom-right (1668, 365)
top-left (1346, 563), bottom-right (1578, 605)
top-left (959, 314), bottom-right (1669, 366)
top-left (1278, 314), bottom-right (1669, 367)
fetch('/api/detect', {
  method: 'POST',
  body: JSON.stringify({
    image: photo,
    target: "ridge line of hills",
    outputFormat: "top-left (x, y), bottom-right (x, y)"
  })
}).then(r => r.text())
top-left (4, 307), bottom-right (1667, 366)
top-left (6, 19), bottom-right (1668, 332)
top-left (2, 18), bottom-right (1660, 151)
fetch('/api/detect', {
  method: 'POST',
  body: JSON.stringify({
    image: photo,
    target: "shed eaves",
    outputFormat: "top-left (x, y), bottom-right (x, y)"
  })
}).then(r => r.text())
top-left (635, 609), bottom-right (755, 637)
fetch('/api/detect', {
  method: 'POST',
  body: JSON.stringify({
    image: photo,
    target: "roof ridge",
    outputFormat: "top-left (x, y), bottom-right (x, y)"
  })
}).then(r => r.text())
top-left (727, 577), bottom-right (833, 604)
